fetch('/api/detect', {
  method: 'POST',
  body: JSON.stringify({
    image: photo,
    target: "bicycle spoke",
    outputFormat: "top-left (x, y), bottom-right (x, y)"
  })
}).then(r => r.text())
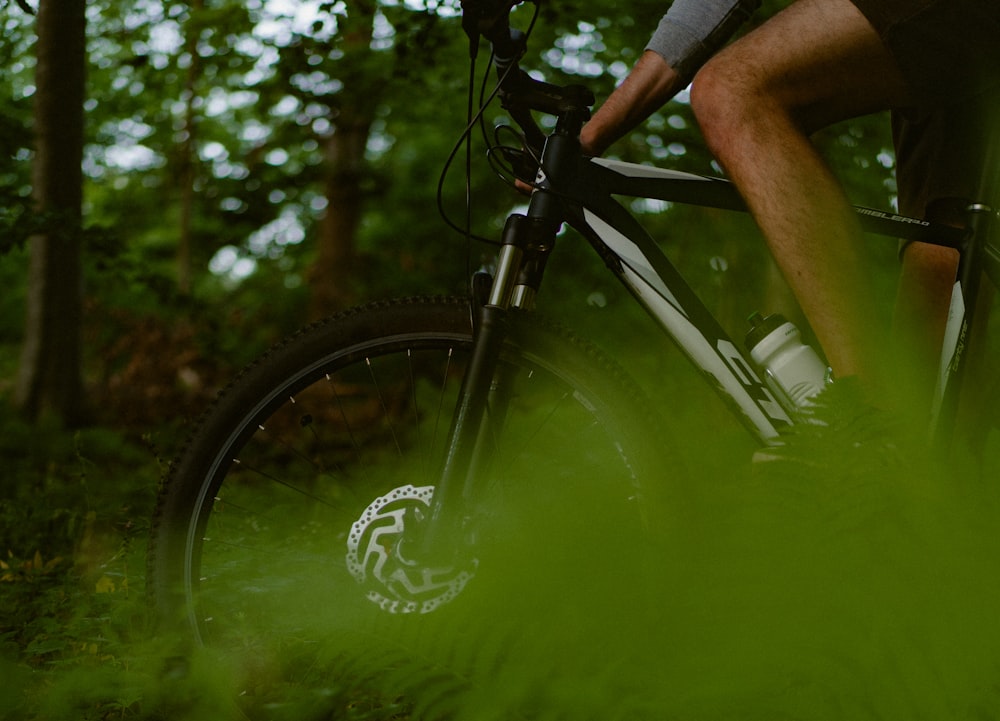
top-left (229, 458), bottom-right (338, 508)
top-left (365, 356), bottom-right (404, 457)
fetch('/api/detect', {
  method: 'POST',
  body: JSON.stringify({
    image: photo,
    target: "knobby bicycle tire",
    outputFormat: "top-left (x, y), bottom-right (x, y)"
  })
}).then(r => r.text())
top-left (147, 296), bottom-right (670, 708)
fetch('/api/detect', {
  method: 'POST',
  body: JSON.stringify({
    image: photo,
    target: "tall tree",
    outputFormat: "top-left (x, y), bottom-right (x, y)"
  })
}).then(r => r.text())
top-left (15, 0), bottom-right (87, 424)
top-left (306, 0), bottom-right (381, 319)
top-left (176, 0), bottom-right (205, 297)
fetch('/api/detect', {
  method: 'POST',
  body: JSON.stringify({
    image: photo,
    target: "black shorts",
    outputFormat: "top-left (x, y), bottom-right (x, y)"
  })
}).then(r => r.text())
top-left (891, 95), bottom-right (998, 222)
top-left (847, 1), bottom-right (1000, 233)
top-left (849, 0), bottom-right (1000, 106)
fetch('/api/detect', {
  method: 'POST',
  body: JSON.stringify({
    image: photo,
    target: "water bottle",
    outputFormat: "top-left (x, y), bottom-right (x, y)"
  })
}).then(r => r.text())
top-left (745, 312), bottom-right (829, 410)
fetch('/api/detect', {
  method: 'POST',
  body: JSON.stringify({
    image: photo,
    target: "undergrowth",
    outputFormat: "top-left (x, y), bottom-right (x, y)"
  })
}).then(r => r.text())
top-left (3, 389), bottom-right (1000, 719)
top-left (0, 412), bottom-right (160, 719)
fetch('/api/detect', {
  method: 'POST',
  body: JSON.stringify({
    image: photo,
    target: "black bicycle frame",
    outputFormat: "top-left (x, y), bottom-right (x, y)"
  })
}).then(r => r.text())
top-left (427, 41), bottom-right (998, 548)
top-left (427, 121), bottom-right (996, 549)
top-left (930, 127), bottom-right (1000, 446)
top-left (561, 154), bottom-right (979, 441)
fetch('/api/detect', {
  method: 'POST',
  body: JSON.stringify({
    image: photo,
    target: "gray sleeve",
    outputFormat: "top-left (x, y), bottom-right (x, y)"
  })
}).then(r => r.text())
top-left (645, 0), bottom-right (761, 82)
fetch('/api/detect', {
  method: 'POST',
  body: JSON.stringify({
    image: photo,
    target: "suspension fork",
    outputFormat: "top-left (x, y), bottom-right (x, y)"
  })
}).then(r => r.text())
top-left (421, 213), bottom-right (558, 554)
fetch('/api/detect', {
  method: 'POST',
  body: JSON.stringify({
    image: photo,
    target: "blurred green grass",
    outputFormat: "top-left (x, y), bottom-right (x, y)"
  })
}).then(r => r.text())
top-left (3, 357), bottom-right (1000, 719)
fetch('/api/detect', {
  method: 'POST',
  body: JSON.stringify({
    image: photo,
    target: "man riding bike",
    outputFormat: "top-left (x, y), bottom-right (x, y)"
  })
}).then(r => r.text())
top-left (579, 0), bottom-right (999, 414)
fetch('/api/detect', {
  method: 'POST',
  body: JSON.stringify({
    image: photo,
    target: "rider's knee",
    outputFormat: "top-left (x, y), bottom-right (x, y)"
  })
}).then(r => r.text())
top-left (689, 57), bottom-right (758, 161)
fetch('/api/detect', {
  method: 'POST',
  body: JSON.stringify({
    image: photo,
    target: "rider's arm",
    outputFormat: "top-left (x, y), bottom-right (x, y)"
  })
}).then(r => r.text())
top-left (580, 51), bottom-right (684, 156)
top-left (580, 0), bottom-right (760, 156)
top-left (646, 0), bottom-right (761, 82)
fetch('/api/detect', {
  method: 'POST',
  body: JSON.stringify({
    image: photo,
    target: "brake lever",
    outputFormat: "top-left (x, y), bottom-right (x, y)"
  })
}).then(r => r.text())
top-left (460, 0), bottom-right (483, 57)
top-left (461, 0), bottom-right (530, 58)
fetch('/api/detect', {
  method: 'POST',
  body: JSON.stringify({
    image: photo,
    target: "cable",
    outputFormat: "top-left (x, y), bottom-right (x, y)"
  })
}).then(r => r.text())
top-left (435, 2), bottom-right (542, 249)
top-left (435, 53), bottom-right (503, 246)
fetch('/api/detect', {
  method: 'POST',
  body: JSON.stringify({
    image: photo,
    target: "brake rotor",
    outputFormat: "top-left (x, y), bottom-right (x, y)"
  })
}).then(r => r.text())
top-left (345, 484), bottom-right (476, 614)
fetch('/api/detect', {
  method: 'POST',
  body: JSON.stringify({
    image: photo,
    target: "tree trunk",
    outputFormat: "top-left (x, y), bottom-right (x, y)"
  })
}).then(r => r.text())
top-left (15, 0), bottom-right (87, 425)
top-left (308, 114), bottom-right (373, 319)
top-left (306, 1), bottom-right (379, 320)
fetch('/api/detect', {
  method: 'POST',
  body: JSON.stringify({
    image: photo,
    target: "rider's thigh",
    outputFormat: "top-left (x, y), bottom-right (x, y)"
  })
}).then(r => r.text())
top-left (852, 0), bottom-right (1000, 106)
top-left (893, 92), bottom-right (1000, 223)
top-left (690, 0), bottom-right (911, 134)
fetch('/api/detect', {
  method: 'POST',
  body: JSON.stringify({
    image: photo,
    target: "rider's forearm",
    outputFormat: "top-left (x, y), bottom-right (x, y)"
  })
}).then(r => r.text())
top-left (581, 0), bottom-right (759, 156)
top-left (580, 51), bottom-right (684, 156)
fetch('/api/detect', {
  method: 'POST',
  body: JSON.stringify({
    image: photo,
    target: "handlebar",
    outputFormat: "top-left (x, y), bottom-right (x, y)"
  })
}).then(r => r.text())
top-left (460, 0), bottom-right (594, 153)
top-left (460, 0), bottom-right (525, 59)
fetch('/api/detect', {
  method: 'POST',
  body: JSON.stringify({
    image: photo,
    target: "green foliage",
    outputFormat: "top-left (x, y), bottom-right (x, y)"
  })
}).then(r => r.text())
top-left (0, 11), bottom-right (34, 255)
top-left (1, 0), bottom-right (34, 12)
top-left (4, 0), bottom-right (906, 380)
top-left (0, 413), bottom-right (156, 716)
top-left (3, 396), bottom-right (1000, 719)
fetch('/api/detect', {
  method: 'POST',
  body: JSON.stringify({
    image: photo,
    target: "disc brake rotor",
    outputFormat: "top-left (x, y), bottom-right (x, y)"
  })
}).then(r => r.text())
top-left (345, 484), bottom-right (476, 614)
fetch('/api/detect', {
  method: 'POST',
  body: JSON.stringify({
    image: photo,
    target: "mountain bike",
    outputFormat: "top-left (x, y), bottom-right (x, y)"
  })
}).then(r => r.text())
top-left (147, 0), bottom-right (1000, 711)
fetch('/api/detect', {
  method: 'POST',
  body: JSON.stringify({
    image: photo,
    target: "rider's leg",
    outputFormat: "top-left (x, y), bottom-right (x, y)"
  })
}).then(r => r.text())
top-left (891, 97), bottom-right (995, 415)
top-left (893, 238), bottom-right (959, 409)
top-left (689, 0), bottom-right (911, 396)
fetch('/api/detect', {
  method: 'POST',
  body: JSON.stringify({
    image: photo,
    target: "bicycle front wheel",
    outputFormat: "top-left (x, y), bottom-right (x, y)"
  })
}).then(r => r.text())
top-left (148, 296), bottom-right (665, 702)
